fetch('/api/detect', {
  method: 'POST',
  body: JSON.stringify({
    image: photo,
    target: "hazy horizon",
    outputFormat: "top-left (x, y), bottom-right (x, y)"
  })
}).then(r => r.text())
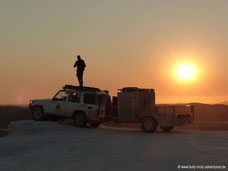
top-left (1, 0), bottom-right (228, 104)
top-left (1, 101), bottom-right (228, 107)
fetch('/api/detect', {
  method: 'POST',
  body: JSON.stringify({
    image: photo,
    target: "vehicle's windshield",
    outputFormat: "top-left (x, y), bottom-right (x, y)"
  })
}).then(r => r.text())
top-left (53, 91), bottom-right (68, 101)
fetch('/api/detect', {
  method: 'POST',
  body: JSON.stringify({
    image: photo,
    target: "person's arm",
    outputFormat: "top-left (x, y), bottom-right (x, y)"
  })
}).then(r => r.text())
top-left (73, 61), bottom-right (77, 68)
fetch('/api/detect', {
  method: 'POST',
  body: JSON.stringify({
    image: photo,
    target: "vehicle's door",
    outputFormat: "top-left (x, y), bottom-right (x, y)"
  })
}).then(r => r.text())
top-left (63, 92), bottom-right (82, 117)
top-left (82, 93), bottom-right (100, 121)
top-left (98, 94), bottom-right (111, 119)
top-left (46, 90), bottom-right (68, 116)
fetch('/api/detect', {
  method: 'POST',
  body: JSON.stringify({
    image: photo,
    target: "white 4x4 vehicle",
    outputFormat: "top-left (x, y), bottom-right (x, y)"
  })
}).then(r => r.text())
top-left (29, 85), bottom-right (111, 127)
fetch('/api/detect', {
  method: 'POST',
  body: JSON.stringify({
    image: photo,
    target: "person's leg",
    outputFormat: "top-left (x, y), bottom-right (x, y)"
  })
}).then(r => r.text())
top-left (79, 76), bottom-right (82, 87)
top-left (77, 72), bottom-right (81, 86)
top-left (77, 72), bottom-right (83, 87)
top-left (76, 71), bottom-right (78, 86)
top-left (81, 72), bottom-right (84, 87)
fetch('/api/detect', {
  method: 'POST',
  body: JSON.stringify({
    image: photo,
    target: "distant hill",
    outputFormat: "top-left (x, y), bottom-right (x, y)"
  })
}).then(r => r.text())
top-left (219, 101), bottom-right (228, 105)
top-left (189, 103), bottom-right (228, 122)
top-left (0, 106), bottom-right (31, 129)
top-left (157, 103), bottom-right (228, 122)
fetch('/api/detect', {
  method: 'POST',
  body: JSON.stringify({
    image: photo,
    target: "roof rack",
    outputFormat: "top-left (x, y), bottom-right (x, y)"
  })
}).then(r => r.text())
top-left (63, 85), bottom-right (101, 92)
top-left (118, 87), bottom-right (155, 93)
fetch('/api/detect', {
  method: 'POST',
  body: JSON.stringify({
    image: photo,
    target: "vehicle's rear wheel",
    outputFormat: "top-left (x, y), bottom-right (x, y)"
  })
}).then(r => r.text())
top-left (90, 121), bottom-right (101, 128)
top-left (160, 126), bottom-right (173, 132)
top-left (73, 112), bottom-right (87, 127)
top-left (141, 117), bottom-right (157, 133)
top-left (32, 107), bottom-right (44, 121)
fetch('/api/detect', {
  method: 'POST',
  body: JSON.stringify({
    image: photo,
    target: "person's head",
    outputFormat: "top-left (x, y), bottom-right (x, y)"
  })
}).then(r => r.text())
top-left (77, 55), bottom-right (81, 60)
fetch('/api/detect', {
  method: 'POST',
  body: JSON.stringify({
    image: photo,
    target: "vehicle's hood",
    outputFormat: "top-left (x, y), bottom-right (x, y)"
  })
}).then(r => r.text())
top-left (31, 99), bottom-right (52, 104)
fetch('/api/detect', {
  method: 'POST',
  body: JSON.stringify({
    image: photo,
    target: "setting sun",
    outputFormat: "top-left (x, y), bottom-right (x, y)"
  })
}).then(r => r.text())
top-left (178, 65), bottom-right (195, 80)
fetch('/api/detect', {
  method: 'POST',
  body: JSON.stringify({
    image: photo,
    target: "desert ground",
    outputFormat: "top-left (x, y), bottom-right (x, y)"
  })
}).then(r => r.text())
top-left (0, 104), bottom-right (228, 170)
top-left (0, 121), bottom-right (227, 171)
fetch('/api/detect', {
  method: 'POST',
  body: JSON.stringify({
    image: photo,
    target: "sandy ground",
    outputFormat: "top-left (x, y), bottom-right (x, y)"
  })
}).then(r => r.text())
top-left (0, 121), bottom-right (227, 171)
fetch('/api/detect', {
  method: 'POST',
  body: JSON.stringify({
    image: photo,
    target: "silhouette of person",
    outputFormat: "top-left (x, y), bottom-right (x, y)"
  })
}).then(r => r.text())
top-left (73, 55), bottom-right (86, 87)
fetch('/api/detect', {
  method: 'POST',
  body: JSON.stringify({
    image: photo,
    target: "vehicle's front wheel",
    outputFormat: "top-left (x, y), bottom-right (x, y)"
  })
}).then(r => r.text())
top-left (32, 107), bottom-right (44, 121)
top-left (160, 126), bottom-right (173, 132)
top-left (141, 117), bottom-right (157, 133)
top-left (73, 112), bottom-right (87, 127)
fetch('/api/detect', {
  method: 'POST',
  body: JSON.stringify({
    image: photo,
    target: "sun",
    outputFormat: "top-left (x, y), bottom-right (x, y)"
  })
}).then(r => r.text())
top-left (177, 65), bottom-right (195, 80)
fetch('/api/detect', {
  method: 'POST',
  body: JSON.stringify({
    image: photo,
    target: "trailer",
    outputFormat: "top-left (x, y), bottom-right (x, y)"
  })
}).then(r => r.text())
top-left (111, 87), bottom-right (194, 133)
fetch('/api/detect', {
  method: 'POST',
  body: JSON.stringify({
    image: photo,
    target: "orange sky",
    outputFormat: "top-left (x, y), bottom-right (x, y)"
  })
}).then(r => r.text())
top-left (0, 0), bottom-right (228, 105)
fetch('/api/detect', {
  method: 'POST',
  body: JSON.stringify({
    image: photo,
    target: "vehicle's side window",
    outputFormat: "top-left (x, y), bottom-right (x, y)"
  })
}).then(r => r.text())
top-left (68, 92), bottom-right (80, 103)
top-left (84, 93), bottom-right (96, 105)
top-left (53, 91), bottom-right (68, 101)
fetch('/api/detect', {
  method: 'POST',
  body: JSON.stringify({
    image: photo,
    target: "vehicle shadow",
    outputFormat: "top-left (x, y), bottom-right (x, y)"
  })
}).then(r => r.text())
top-left (56, 119), bottom-right (188, 135)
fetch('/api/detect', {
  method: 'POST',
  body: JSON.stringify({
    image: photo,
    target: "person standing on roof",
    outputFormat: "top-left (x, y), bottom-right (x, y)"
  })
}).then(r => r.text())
top-left (73, 55), bottom-right (86, 87)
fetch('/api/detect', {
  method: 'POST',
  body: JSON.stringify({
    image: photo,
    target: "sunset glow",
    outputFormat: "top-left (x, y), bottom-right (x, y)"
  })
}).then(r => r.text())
top-left (0, 1), bottom-right (228, 104)
top-left (178, 65), bottom-right (195, 80)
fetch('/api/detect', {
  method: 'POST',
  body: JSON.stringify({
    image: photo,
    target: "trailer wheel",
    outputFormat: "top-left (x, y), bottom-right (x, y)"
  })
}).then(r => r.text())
top-left (73, 112), bottom-right (87, 127)
top-left (160, 126), bottom-right (173, 132)
top-left (141, 117), bottom-right (157, 133)
top-left (32, 107), bottom-right (44, 121)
